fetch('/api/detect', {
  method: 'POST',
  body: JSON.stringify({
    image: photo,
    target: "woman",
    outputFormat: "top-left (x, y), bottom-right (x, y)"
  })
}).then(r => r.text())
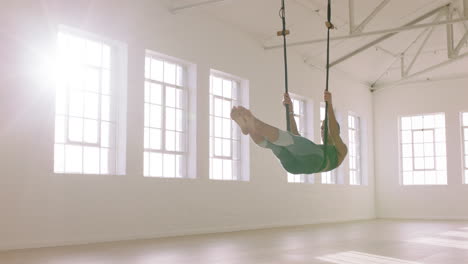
top-left (230, 91), bottom-right (347, 174)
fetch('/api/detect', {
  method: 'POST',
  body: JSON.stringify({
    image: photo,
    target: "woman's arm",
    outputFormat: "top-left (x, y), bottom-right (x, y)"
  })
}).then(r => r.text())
top-left (324, 91), bottom-right (348, 160)
top-left (283, 93), bottom-right (300, 136)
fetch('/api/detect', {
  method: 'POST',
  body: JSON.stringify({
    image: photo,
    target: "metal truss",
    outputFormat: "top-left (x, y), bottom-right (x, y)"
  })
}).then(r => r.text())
top-left (349, 0), bottom-right (391, 34)
top-left (465, 0), bottom-right (468, 17)
top-left (261, 1), bottom-right (468, 91)
top-left (170, 0), bottom-right (468, 90)
top-left (170, 0), bottom-right (229, 13)
top-left (372, 4), bottom-right (468, 90)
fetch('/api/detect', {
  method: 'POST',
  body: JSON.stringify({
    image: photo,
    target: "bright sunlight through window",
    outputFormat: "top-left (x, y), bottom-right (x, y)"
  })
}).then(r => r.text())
top-left (287, 96), bottom-right (314, 184)
top-left (400, 113), bottom-right (447, 185)
top-left (462, 112), bottom-right (468, 184)
top-left (143, 53), bottom-right (188, 178)
top-left (209, 73), bottom-right (243, 181)
top-left (54, 29), bottom-right (119, 175)
top-left (321, 103), bottom-right (336, 184)
top-left (348, 113), bottom-right (362, 185)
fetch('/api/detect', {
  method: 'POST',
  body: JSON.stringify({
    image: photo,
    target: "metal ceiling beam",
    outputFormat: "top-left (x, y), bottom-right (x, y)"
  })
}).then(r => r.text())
top-left (170, 0), bottom-right (229, 13)
top-left (329, 6), bottom-right (452, 67)
top-left (375, 46), bottom-right (398, 57)
top-left (264, 5), bottom-right (454, 50)
top-left (446, 6), bottom-right (455, 58)
top-left (302, 56), bottom-right (370, 87)
top-left (264, 16), bottom-right (468, 51)
top-left (465, 0), bottom-right (468, 17)
top-left (372, 4), bottom-right (468, 90)
top-left (352, 0), bottom-right (391, 33)
top-left (379, 73), bottom-right (468, 87)
top-left (404, 27), bottom-right (437, 76)
top-left (372, 51), bottom-right (468, 90)
top-left (458, 8), bottom-right (468, 31)
top-left (454, 8), bottom-right (468, 55)
top-left (454, 31), bottom-right (468, 54)
top-left (404, 11), bottom-right (444, 76)
top-left (400, 56), bottom-right (405, 78)
top-left (371, 23), bottom-right (435, 86)
top-left (349, 0), bottom-right (355, 34)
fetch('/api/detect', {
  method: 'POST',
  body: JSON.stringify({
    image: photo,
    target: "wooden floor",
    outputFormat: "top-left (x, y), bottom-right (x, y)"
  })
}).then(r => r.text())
top-left (1, 220), bottom-right (468, 264)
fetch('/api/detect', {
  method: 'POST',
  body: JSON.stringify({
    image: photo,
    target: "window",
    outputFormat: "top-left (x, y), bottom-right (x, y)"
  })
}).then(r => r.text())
top-left (462, 112), bottom-right (468, 184)
top-left (209, 72), bottom-right (249, 181)
top-left (400, 113), bottom-right (447, 185)
top-left (143, 52), bottom-right (193, 178)
top-left (54, 27), bottom-right (126, 175)
top-left (291, 98), bottom-right (307, 136)
top-left (287, 95), bottom-right (314, 184)
top-left (348, 113), bottom-right (362, 185)
top-left (320, 103), bottom-right (336, 184)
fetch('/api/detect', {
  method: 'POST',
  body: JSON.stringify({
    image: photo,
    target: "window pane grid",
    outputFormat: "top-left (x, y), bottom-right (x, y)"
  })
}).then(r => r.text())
top-left (400, 114), bottom-right (447, 185)
top-left (348, 114), bottom-right (362, 185)
top-left (54, 31), bottom-right (117, 175)
top-left (210, 75), bottom-right (241, 181)
top-left (320, 103), bottom-right (336, 184)
top-left (288, 97), bottom-right (313, 184)
top-left (144, 55), bottom-right (188, 178)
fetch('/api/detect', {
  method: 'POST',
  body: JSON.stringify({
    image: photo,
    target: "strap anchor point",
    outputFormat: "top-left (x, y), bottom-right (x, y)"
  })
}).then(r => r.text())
top-left (277, 30), bottom-right (290, 36)
top-left (325, 21), bottom-right (335, 29)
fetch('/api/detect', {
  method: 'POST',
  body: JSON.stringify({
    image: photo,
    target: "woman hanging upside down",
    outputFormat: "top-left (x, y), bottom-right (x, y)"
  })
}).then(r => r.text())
top-left (230, 91), bottom-right (348, 174)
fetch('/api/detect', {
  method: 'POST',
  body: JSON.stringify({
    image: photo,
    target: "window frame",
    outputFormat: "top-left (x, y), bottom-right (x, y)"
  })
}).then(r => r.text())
top-left (399, 113), bottom-right (447, 186)
top-left (410, 129), bottom-right (436, 171)
top-left (210, 93), bottom-right (236, 160)
top-left (287, 94), bottom-right (314, 184)
top-left (461, 112), bottom-right (468, 184)
top-left (348, 112), bottom-right (362, 185)
top-left (54, 25), bottom-right (127, 176)
top-left (209, 70), bottom-right (249, 181)
top-left (143, 50), bottom-right (196, 179)
top-left (320, 102), bottom-right (337, 184)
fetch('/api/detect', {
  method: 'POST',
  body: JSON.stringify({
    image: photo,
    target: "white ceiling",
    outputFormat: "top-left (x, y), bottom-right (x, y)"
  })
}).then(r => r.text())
top-left (168, 0), bottom-right (468, 89)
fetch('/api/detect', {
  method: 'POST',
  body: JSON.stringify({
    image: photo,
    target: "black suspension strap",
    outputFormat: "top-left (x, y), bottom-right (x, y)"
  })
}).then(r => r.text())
top-left (276, 0), bottom-right (334, 173)
top-left (278, 0), bottom-right (291, 132)
top-left (321, 0), bottom-right (334, 171)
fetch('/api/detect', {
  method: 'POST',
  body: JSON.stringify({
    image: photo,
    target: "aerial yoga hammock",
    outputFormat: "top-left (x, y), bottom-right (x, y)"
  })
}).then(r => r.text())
top-left (231, 0), bottom-right (347, 174)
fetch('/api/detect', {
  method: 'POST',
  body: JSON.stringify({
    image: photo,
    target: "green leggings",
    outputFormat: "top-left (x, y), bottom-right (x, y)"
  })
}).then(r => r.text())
top-left (258, 130), bottom-right (338, 174)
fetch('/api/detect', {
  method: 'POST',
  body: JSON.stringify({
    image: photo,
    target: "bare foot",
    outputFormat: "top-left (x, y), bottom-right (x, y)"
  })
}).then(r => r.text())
top-left (231, 106), bottom-right (249, 135)
top-left (237, 106), bottom-right (257, 135)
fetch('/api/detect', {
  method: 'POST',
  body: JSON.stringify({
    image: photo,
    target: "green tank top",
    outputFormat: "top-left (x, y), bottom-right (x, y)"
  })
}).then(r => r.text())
top-left (265, 134), bottom-right (340, 175)
top-left (319, 145), bottom-right (339, 172)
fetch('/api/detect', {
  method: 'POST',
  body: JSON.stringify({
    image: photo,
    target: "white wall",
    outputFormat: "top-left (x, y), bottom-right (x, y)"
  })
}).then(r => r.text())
top-left (0, 0), bottom-right (374, 250)
top-left (374, 79), bottom-right (468, 220)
